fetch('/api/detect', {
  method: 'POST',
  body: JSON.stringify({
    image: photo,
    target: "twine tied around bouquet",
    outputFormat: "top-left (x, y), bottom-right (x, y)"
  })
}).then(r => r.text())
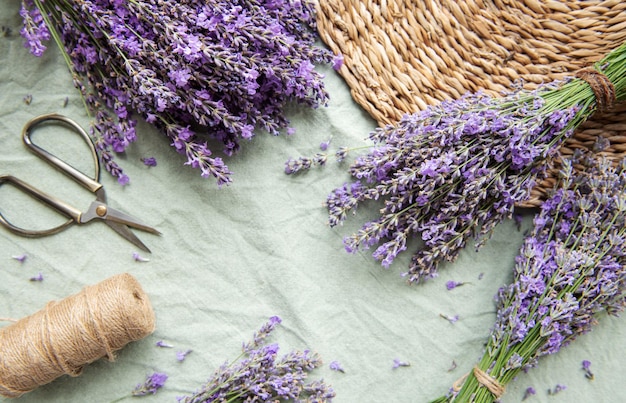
top-left (575, 68), bottom-right (616, 114)
top-left (452, 366), bottom-right (506, 399)
top-left (0, 273), bottom-right (155, 398)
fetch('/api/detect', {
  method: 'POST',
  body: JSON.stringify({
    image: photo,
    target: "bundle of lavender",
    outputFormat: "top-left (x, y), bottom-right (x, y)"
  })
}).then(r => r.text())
top-left (20, 0), bottom-right (337, 185)
top-left (179, 316), bottom-right (335, 402)
top-left (430, 152), bottom-right (626, 402)
top-left (324, 42), bottom-right (626, 283)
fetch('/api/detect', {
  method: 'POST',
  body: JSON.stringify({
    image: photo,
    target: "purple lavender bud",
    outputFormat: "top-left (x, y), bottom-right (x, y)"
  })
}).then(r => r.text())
top-left (329, 360), bottom-right (345, 373)
top-left (522, 386), bottom-right (536, 400)
top-left (132, 252), bottom-right (150, 262)
top-left (582, 360), bottom-right (594, 380)
top-left (176, 349), bottom-right (192, 362)
top-left (141, 157), bottom-right (157, 167)
top-left (335, 146), bottom-right (349, 162)
top-left (332, 54), bottom-right (344, 70)
top-left (320, 139), bottom-right (331, 151)
top-left (117, 174), bottom-right (130, 186)
top-left (439, 313), bottom-right (459, 324)
top-left (11, 254), bottom-right (27, 263)
top-left (445, 280), bottom-right (464, 290)
top-left (392, 358), bottom-right (410, 369)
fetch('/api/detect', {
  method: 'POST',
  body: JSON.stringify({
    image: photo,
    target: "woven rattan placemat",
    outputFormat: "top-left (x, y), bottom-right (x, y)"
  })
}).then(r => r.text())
top-left (317, 0), bottom-right (626, 207)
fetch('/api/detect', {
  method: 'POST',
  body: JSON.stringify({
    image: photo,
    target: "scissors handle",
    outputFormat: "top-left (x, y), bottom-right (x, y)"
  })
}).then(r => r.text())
top-left (22, 114), bottom-right (102, 194)
top-left (0, 175), bottom-right (79, 237)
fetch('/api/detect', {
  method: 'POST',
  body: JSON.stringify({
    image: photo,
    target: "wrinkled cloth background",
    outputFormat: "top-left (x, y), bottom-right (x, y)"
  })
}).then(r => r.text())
top-left (1, 3), bottom-right (625, 402)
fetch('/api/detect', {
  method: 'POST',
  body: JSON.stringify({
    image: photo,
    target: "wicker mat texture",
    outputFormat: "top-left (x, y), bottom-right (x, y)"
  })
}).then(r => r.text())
top-left (317, 0), bottom-right (626, 207)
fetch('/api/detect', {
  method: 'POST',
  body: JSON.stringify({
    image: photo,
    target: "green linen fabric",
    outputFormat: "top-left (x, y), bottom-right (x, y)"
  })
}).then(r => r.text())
top-left (1, 3), bottom-right (624, 402)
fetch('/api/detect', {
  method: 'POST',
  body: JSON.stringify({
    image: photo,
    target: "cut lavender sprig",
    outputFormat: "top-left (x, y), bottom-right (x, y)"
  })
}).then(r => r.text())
top-left (326, 43), bottom-right (626, 284)
top-left (21, 0), bottom-right (336, 186)
top-left (431, 153), bottom-right (626, 402)
top-left (179, 316), bottom-right (334, 402)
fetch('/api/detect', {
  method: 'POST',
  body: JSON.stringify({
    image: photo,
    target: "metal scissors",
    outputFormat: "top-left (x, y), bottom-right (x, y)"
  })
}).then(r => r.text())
top-left (0, 113), bottom-right (160, 252)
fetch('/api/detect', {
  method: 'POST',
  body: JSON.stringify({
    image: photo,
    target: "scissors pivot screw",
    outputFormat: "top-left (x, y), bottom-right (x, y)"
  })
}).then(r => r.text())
top-left (96, 205), bottom-right (107, 217)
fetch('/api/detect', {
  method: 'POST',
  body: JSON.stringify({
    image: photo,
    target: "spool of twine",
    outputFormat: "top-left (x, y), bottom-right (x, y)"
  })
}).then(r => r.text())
top-left (0, 273), bottom-right (155, 398)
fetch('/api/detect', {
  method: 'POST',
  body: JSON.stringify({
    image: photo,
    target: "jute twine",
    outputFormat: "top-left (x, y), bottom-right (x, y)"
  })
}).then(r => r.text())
top-left (452, 366), bottom-right (506, 399)
top-left (0, 273), bottom-right (155, 398)
top-left (317, 0), bottom-right (626, 207)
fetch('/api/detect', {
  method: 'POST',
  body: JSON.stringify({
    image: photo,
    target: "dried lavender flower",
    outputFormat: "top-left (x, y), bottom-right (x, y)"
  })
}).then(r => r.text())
top-left (439, 313), bottom-right (459, 324)
top-left (176, 349), bottom-right (192, 362)
top-left (326, 43), bottom-right (626, 284)
top-left (29, 272), bottom-right (43, 281)
top-left (132, 372), bottom-right (168, 396)
top-left (132, 252), bottom-right (150, 262)
top-left (156, 340), bottom-right (173, 348)
top-left (445, 280), bottom-right (465, 290)
top-left (392, 358), bottom-right (410, 369)
top-left (522, 386), bottom-right (536, 400)
top-left (548, 384), bottom-right (567, 395)
top-left (179, 316), bottom-right (335, 402)
top-left (582, 360), bottom-right (594, 380)
top-left (320, 138), bottom-right (332, 151)
top-left (21, 0), bottom-right (336, 186)
top-left (141, 157), bottom-right (157, 167)
top-left (11, 254), bottom-right (27, 263)
top-left (329, 360), bottom-right (345, 373)
top-left (431, 153), bottom-right (626, 402)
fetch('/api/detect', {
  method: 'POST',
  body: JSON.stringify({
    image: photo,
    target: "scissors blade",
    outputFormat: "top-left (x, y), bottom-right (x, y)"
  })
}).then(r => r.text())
top-left (105, 220), bottom-right (153, 253)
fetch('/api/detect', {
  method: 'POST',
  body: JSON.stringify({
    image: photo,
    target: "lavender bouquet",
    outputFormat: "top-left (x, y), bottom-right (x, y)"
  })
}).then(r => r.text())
top-left (179, 316), bottom-right (335, 402)
top-left (430, 153), bottom-right (626, 402)
top-left (20, 0), bottom-right (337, 185)
top-left (323, 42), bottom-right (626, 283)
